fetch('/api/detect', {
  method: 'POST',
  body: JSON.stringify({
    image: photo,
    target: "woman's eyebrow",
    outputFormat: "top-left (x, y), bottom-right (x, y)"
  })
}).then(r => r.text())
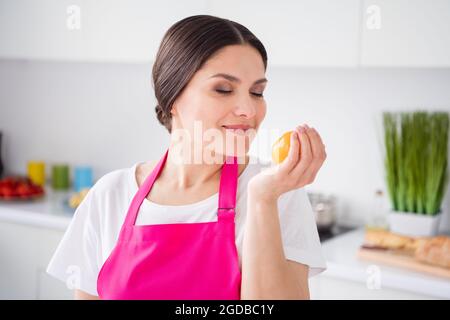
top-left (209, 73), bottom-right (268, 85)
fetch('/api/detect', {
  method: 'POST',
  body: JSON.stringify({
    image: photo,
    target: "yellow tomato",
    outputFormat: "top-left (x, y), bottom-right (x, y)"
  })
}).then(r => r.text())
top-left (271, 130), bottom-right (300, 164)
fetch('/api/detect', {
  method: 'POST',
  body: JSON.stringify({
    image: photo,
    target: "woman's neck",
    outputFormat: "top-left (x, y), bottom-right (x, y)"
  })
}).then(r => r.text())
top-left (159, 147), bottom-right (249, 190)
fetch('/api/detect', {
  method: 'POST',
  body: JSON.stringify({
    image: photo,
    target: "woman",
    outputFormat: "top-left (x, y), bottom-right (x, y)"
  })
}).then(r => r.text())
top-left (47, 15), bottom-right (327, 300)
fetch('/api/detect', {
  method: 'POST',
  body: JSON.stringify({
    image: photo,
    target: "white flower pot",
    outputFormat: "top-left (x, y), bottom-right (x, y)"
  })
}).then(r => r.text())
top-left (388, 210), bottom-right (442, 237)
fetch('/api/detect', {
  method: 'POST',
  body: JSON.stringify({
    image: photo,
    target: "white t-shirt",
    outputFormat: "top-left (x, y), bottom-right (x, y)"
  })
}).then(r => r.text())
top-left (46, 157), bottom-right (327, 296)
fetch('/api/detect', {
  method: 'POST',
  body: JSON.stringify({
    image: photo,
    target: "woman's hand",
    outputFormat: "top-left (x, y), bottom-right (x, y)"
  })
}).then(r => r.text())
top-left (248, 124), bottom-right (327, 202)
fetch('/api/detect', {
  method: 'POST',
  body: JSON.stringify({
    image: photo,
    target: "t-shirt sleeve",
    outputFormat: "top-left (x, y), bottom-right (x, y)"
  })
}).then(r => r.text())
top-left (46, 187), bottom-right (102, 296)
top-left (277, 187), bottom-right (327, 277)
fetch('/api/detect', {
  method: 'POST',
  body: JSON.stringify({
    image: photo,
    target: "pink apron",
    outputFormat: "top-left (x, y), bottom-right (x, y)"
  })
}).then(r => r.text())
top-left (97, 149), bottom-right (242, 299)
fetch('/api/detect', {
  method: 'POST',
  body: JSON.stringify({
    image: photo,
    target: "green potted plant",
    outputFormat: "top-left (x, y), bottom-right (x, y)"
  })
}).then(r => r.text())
top-left (383, 111), bottom-right (449, 237)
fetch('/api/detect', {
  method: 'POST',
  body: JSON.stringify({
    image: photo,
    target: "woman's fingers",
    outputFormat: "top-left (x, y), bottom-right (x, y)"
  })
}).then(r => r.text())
top-left (293, 125), bottom-right (313, 173)
top-left (291, 125), bottom-right (326, 184)
top-left (277, 124), bottom-right (325, 186)
top-left (278, 127), bottom-right (300, 174)
top-left (308, 127), bottom-right (327, 160)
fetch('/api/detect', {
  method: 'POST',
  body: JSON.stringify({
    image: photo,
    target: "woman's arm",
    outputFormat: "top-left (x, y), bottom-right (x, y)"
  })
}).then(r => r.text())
top-left (74, 289), bottom-right (99, 300)
top-left (241, 193), bottom-right (310, 299)
top-left (241, 124), bottom-right (326, 300)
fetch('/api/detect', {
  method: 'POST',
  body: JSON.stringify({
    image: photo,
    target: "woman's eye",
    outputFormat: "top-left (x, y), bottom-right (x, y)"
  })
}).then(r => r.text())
top-left (216, 89), bottom-right (232, 94)
top-left (215, 89), bottom-right (264, 98)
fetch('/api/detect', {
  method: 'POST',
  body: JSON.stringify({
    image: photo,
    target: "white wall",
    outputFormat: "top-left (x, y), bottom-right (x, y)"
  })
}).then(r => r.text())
top-left (1, 59), bottom-right (449, 230)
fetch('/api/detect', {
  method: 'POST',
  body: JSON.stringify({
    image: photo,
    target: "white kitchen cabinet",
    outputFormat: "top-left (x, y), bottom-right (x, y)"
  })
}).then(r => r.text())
top-left (361, 0), bottom-right (450, 67)
top-left (2, 0), bottom-right (449, 67)
top-left (0, 220), bottom-right (72, 299)
top-left (207, 0), bottom-right (361, 67)
top-left (0, 0), bottom-right (209, 63)
top-left (0, 0), bottom-right (360, 66)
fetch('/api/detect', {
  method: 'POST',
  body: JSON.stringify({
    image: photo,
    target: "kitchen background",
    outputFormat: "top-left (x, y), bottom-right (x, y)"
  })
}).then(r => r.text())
top-left (0, 0), bottom-right (449, 299)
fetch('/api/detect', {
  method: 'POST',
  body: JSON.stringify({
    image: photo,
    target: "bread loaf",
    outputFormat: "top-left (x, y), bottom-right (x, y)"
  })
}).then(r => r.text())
top-left (364, 228), bottom-right (418, 253)
top-left (363, 228), bottom-right (450, 269)
top-left (415, 236), bottom-right (450, 269)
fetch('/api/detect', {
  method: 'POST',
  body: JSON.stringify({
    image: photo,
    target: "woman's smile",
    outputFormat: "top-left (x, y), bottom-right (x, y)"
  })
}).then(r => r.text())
top-left (221, 124), bottom-right (254, 136)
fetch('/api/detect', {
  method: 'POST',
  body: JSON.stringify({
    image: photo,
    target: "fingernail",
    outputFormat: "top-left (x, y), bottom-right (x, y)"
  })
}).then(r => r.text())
top-left (304, 124), bottom-right (310, 129)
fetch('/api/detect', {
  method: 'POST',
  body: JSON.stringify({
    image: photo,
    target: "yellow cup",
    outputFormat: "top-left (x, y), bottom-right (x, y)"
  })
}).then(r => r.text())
top-left (27, 161), bottom-right (46, 186)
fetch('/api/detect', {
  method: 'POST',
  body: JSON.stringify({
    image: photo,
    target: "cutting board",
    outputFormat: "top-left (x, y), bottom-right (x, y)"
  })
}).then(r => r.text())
top-left (357, 247), bottom-right (450, 279)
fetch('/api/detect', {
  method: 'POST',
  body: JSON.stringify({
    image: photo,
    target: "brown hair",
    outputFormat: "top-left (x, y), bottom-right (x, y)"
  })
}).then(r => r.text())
top-left (152, 15), bottom-right (268, 133)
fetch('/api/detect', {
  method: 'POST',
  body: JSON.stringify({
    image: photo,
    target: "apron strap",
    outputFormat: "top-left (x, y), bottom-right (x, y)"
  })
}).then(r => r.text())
top-left (122, 148), bottom-right (169, 229)
top-left (217, 155), bottom-right (238, 221)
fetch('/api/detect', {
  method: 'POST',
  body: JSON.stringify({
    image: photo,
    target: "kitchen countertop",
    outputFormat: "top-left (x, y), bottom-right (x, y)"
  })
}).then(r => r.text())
top-left (1, 192), bottom-right (450, 299)
top-left (320, 228), bottom-right (450, 299)
top-left (0, 187), bottom-right (73, 230)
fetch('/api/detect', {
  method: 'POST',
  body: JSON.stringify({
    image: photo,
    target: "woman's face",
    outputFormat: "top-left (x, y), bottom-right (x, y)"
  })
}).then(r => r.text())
top-left (170, 44), bottom-right (267, 162)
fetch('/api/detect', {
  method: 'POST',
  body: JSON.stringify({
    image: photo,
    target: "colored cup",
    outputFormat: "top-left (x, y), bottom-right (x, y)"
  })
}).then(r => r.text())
top-left (74, 166), bottom-right (93, 192)
top-left (52, 164), bottom-right (70, 190)
top-left (27, 161), bottom-right (46, 186)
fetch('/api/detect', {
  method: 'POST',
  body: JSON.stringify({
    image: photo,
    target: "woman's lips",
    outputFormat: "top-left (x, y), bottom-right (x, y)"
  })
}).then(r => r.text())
top-left (222, 125), bottom-right (253, 130)
top-left (221, 125), bottom-right (253, 136)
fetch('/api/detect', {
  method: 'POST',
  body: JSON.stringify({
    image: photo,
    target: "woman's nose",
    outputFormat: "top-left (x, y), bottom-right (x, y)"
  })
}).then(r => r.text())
top-left (233, 97), bottom-right (257, 118)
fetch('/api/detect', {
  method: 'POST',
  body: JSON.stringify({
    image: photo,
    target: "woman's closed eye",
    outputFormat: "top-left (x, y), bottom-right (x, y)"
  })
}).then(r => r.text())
top-left (215, 89), bottom-right (264, 98)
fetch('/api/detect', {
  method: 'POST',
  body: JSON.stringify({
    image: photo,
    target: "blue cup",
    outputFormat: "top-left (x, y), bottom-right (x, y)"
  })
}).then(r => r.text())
top-left (74, 166), bottom-right (93, 192)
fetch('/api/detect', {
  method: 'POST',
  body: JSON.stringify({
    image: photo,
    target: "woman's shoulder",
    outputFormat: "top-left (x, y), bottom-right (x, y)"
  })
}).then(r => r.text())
top-left (94, 166), bottom-right (133, 191)
top-left (89, 161), bottom-right (155, 200)
top-left (135, 160), bottom-right (158, 187)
